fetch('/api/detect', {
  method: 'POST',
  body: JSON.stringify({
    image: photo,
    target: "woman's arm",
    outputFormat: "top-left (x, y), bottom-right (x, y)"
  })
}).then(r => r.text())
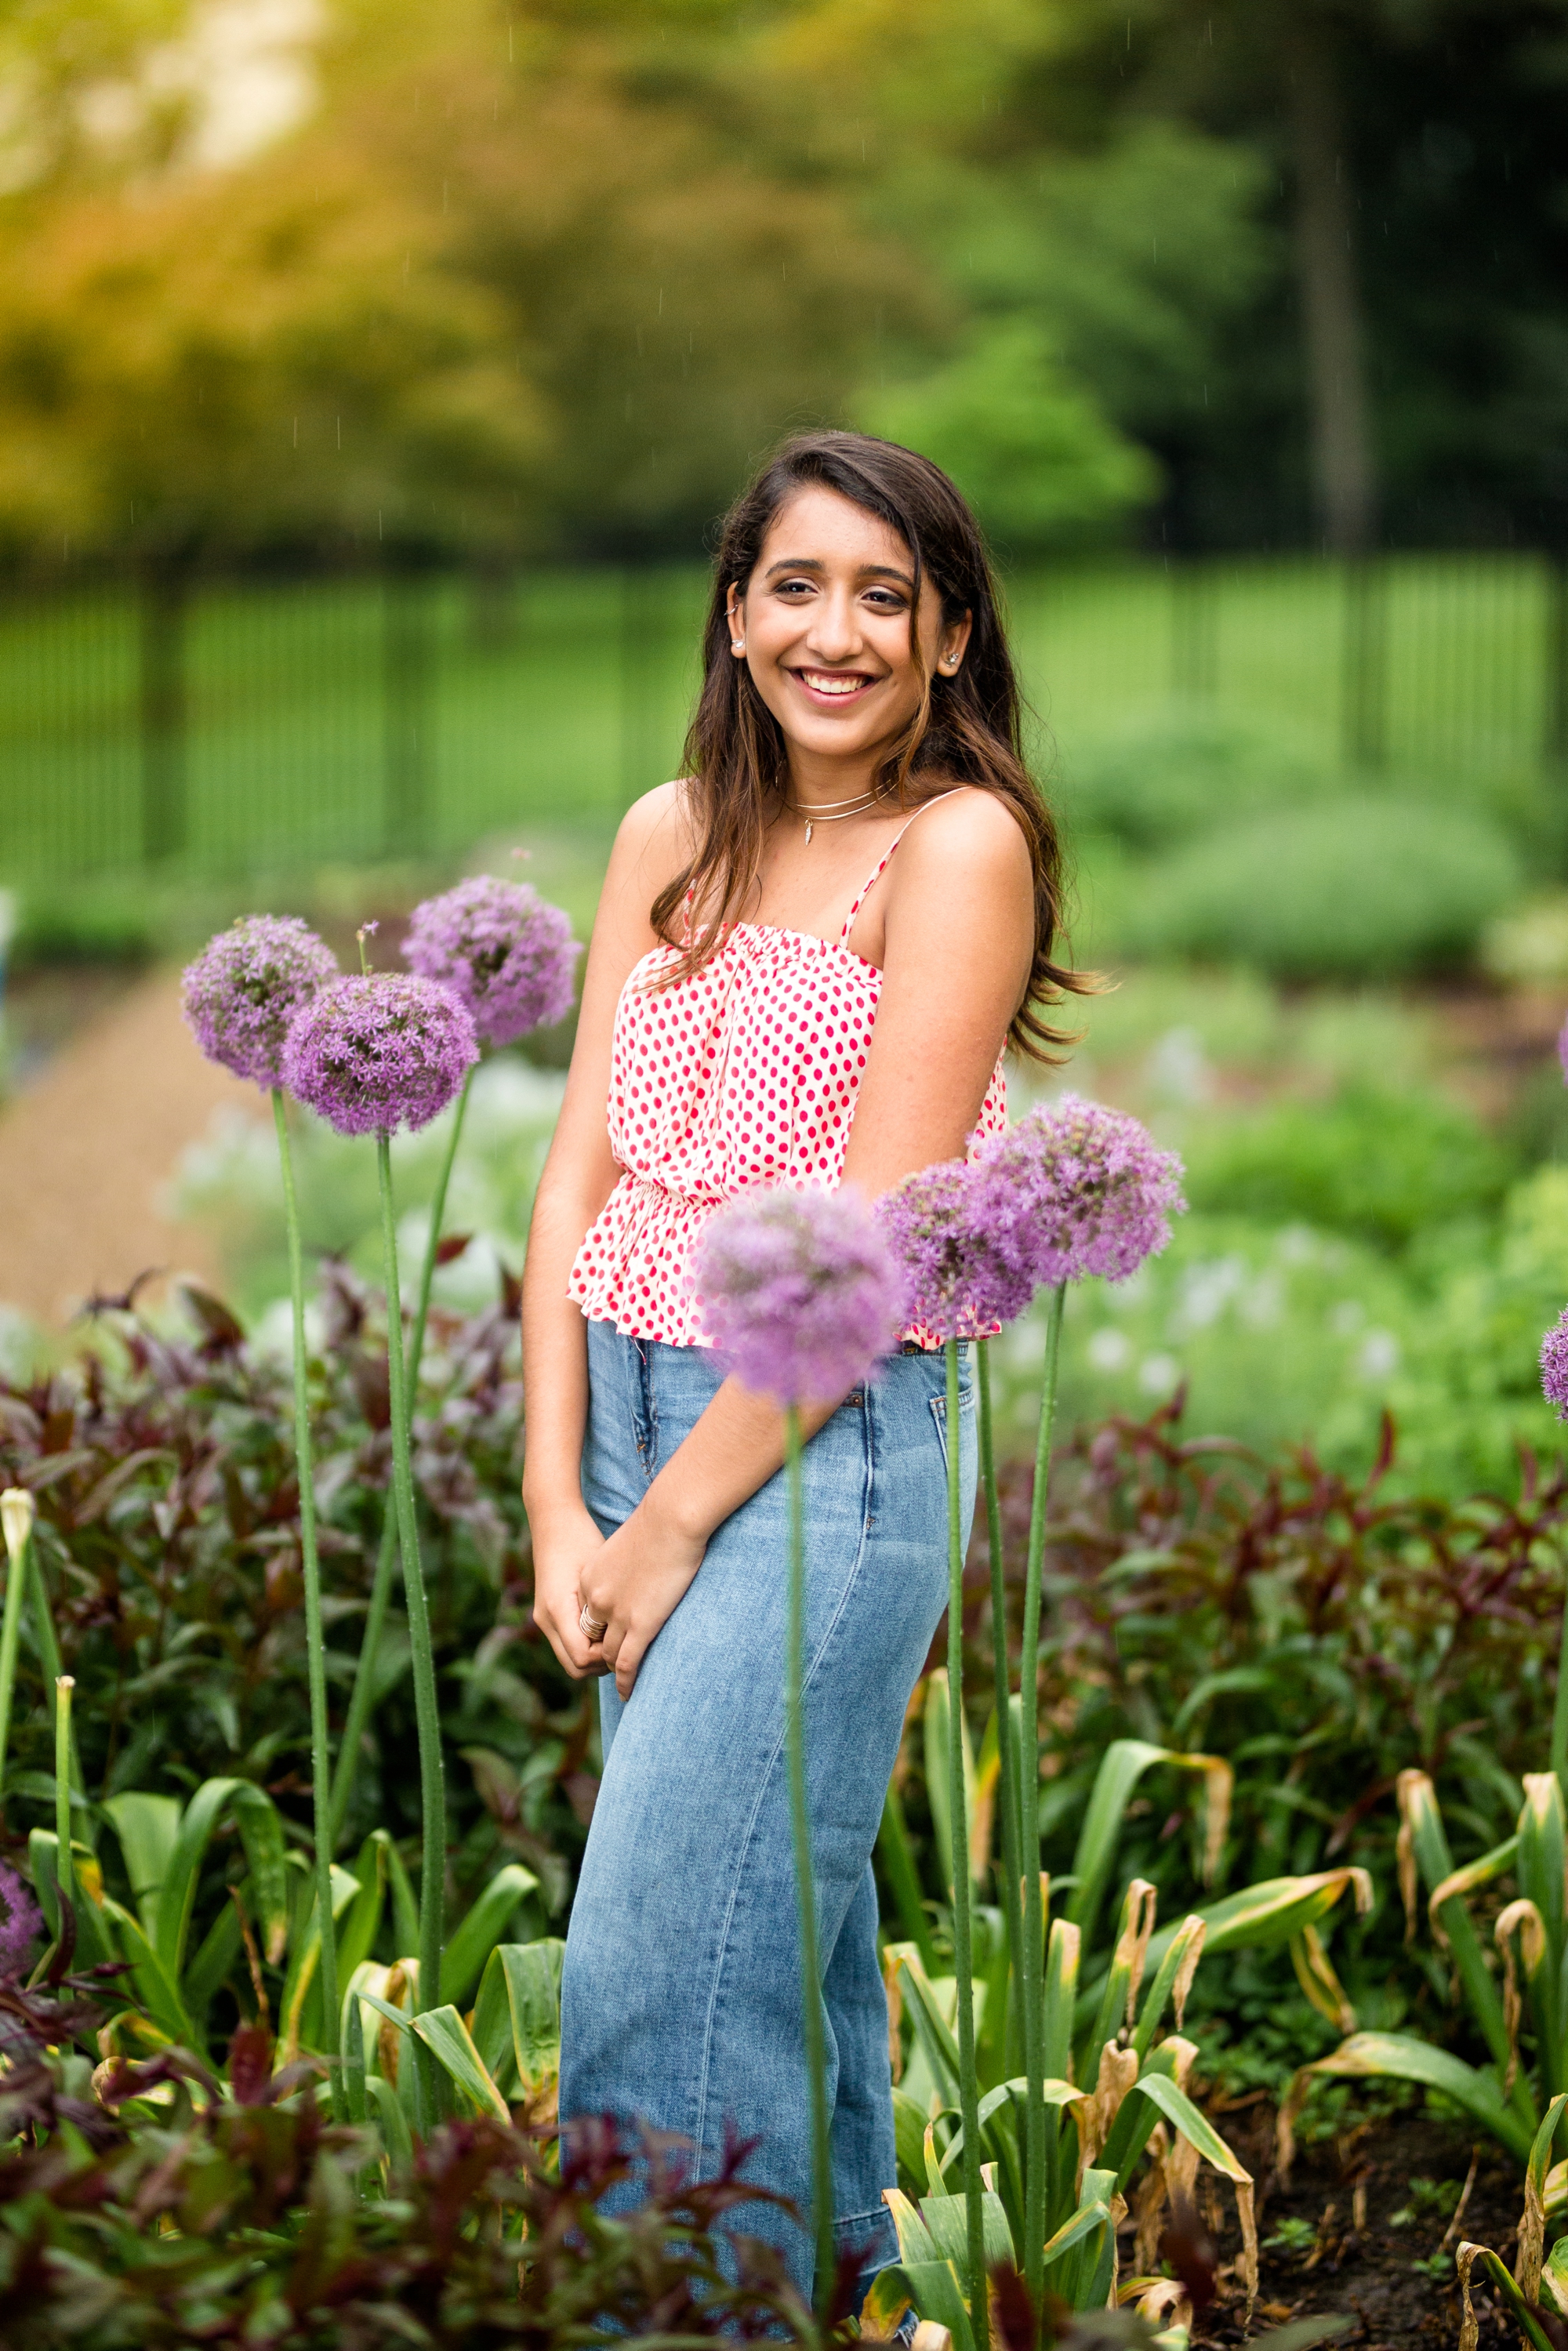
top-left (521, 783), bottom-right (688, 1679)
top-left (579, 790), bottom-right (1035, 1697)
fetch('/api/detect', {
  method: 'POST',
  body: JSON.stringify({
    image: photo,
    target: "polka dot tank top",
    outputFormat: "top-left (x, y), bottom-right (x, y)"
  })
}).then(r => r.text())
top-left (568, 800), bottom-right (1008, 1351)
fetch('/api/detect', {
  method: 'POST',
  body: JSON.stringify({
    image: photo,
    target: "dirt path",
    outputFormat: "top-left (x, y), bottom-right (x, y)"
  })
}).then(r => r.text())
top-left (0, 971), bottom-right (261, 1328)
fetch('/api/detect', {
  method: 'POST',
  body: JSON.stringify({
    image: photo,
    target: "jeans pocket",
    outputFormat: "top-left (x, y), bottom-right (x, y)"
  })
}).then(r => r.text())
top-left (929, 1382), bottom-right (976, 1476)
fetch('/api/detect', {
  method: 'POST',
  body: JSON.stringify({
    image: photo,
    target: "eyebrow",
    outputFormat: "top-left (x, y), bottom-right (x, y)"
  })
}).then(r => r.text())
top-left (762, 557), bottom-right (914, 589)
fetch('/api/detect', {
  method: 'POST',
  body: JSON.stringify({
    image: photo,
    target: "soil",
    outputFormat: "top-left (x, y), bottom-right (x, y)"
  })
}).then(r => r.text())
top-left (1188, 2106), bottom-right (1523, 2351)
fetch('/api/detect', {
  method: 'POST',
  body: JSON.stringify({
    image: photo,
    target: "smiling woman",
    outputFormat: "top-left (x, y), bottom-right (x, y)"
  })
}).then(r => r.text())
top-left (519, 430), bottom-right (1091, 2304)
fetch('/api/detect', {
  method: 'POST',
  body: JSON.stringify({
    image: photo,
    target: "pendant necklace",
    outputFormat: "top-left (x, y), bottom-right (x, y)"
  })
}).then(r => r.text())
top-left (785, 789), bottom-right (880, 845)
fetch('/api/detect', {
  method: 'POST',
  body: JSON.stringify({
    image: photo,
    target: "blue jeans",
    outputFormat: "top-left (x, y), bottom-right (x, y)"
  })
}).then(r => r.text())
top-left (560, 1318), bottom-right (975, 2301)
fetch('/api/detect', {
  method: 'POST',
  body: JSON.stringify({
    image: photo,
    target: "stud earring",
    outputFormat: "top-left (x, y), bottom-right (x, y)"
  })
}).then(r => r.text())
top-left (731, 639), bottom-right (745, 653)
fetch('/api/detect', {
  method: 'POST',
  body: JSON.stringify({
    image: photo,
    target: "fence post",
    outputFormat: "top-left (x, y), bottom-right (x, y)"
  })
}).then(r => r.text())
top-left (1171, 559), bottom-right (1218, 698)
top-left (1547, 550), bottom-right (1568, 771)
top-left (383, 561), bottom-right (433, 856)
top-left (619, 567), bottom-right (666, 807)
top-left (139, 564), bottom-right (188, 862)
top-left (1342, 554), bottom-right (1387, 769)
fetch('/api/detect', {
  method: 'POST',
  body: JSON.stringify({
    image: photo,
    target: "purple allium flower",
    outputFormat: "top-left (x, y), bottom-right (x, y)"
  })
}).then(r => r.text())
top-left (880, 1156), bottom-right (1037, 1341)
top-left (1542, 1309), bottom-right (1568, 1420)
top-left (403, 876), bottom-right (580, 1049)
top-left (974, 1095), bottom-right (1186, 1290)
top-left (181, 916), bottom-right (338, 1090)
top-left (282, 973), bottom-right (478, 1136)
top-left (0, 1863), bottom-right (42, 1979)
top-left (692, 1185), bottom-right (909, 1405)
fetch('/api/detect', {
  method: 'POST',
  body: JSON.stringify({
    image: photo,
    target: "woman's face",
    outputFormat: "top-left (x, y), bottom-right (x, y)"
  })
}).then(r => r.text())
top-left (726, 484), bottom-right (970, 778)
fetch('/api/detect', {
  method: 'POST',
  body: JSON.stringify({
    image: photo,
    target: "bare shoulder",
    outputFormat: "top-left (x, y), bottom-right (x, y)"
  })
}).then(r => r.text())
top-left (604, 780), bottom-right (695, 906)
top-left (893, 786), bottom-right (1033, 895)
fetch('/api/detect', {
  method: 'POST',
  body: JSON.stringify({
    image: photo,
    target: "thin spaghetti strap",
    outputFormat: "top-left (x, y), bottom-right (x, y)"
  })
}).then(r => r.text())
top-left (837, 789), bottom-right (964, 942)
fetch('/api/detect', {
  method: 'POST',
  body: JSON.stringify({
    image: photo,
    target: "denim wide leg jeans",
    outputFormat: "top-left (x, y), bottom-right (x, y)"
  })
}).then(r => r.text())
top-left (561, 1318), bottom-right (975, 2300)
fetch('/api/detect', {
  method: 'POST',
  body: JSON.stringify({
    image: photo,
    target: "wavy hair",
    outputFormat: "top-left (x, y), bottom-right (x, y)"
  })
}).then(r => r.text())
top-left (651, 429), bottom-right (1091, 1061)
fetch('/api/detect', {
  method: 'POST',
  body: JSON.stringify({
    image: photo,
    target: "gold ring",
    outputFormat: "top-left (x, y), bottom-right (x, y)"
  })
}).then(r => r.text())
top-left (579, 1602), bottom-right (608, 1642)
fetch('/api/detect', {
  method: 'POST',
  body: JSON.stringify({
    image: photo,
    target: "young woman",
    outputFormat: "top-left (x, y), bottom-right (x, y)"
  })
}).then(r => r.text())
top-left (521, 430), bottom-right (1083, 2298)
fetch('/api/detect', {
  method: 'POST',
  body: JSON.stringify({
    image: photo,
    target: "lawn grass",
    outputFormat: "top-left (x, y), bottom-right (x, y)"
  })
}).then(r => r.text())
top-left (0, 551), bottom-right (1555, 886)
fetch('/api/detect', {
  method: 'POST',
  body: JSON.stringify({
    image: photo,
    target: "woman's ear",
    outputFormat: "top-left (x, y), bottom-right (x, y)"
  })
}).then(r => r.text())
top-left (939, 608), bottom-right (974, 673)
top-left (725, 584), bottom-right (746, 655)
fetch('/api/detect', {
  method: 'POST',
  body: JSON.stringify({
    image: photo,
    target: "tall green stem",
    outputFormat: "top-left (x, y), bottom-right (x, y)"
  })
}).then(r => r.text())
top-left (976, 1340), bottom-right (1023, 2070)
top-left (330, 1065), bottom-right (474, 1849)
top-left (1553, 1560), bottom-right (1568, 1794)
top-left (946, 1341), bottom-right (985, 2334)
top-left (376, 1133), bottom-right (447, 2092)
top-left (54, 1675), bottom-right (74, 1925)
top-left (272, 1089), bottom-right (346, 2120)
top-left (1020, 1284), bottom-right (1066, 2326)
top-left (784, 1404), bottom-right (835, 2313)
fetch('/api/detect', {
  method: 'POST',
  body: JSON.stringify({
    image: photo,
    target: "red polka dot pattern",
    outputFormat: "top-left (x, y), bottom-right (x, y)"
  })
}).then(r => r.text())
top-left (568, 857), bottom-right (1007, 1351)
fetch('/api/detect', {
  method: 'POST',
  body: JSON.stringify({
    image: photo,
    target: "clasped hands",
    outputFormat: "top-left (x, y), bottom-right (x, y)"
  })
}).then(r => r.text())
top-left (532, 1487), bottom-right (709, 1700)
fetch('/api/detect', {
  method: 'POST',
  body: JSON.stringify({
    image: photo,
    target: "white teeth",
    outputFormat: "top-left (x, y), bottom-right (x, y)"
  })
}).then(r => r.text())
top-left (802, 672), bottom-right (865, 695)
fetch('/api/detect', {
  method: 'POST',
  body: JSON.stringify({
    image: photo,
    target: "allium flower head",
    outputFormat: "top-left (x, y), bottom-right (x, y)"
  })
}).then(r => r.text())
top-left (1541, 1309), bottom-right (1568, 1420)
top-left (403, 876), bottom-right (579, 1048)
top-left (975, 1094), bottom-right (1185, 1290)
top-left (0, 1863), bottom-right (42, 1979)
top-left (880, 1157), bottom-right (1036, 1341)
top-left (692, 1185), bottom-right (909, 1405)
top-left (282, 973), bottom-right (478, 1136)
top-left (181, 916), bottom-right (338, 1090)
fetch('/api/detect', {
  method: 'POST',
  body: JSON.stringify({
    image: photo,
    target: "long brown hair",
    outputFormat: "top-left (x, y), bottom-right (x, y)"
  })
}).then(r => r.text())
top-left (652, 429), bottom-right (1091, 1061)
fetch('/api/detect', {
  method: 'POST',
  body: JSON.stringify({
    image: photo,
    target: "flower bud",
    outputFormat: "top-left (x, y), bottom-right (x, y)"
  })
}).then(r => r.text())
top-left (0, 1486), bottom-right (34, 1567)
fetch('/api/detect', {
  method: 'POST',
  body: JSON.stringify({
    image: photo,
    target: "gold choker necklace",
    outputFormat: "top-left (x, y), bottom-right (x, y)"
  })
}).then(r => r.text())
top-left (785, 791), bottom-right (880, 844)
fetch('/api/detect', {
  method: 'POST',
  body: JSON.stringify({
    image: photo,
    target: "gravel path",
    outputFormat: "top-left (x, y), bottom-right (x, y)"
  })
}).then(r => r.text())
top-left (0, 972), bottom-right (260, 1327)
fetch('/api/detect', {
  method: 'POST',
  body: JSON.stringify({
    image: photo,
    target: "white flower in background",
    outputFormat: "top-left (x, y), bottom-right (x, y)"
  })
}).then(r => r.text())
top-left (1356, 1330), bottom-right (1400, 1382)
top-left (1087, 1326), bottom-right (1132, 1373)
top-left (1138, 1352), bottom-right (1181, 1395)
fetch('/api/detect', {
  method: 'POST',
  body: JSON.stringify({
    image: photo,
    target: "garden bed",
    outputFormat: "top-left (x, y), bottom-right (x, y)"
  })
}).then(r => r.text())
top-left (1192, 2108), bottom-right (1519, 2351)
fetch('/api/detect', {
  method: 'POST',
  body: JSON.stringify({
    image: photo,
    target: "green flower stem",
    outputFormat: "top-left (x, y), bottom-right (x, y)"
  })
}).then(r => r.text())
top-left (329, 1065), bottom-right (474, 1850)
top-left (946, 1341), bottom-right (985, 2334)
top-left (0, 1498), bottom-right (31, 1809)
top-left (376, 1131), bottom-right (448, 2116)
top-left (784, 1403), bottom-right (835, 2314)
top-left (976, 1338), bottom-right (1024, 2071)
top-left (23, 1526), bottom-right (82, 1801)
top-left (272, 1089), bottom-right (346, 2121)
top-left (54, 1675), bottom-right (74, 1924)
top-left (1553, 1564), bottom-right (1568, 1792)
top-left (1020, 1283), bottom-right (1065, 2324)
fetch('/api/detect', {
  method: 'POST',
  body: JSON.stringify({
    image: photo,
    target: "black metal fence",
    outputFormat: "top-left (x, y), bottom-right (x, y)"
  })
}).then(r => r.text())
top-left (2, 552), bottom-right (1563, 885)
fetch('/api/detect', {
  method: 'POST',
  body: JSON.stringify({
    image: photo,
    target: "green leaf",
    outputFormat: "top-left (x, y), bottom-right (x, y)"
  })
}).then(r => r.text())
top-left (1295, 2034), bottom-right (1532, 2162)
top-left (884, 2187), bottom-right (941, 2265)
top-left (228, 1786), bottom-right (289, 1969)
top-left (368, 2071), bottom-right (412, 2168)
top-left (336, 1835), bottom-right (390, 1993)
top-left (892, 2088), bottom-right (929, 2200)
top-left (897, 1956), bottom-right (963, 2104)
top-left (410, 2004), bottom-right (510, 2120)
top-left (1129, 2071), bottom-right (1250, 2182)
top-left (1460, 2244), bottom-right (1562, 2351)
top-left (898, 2258), bottom-right (975, 2351)
top-left (495, 1939), bottom-right (564, 2105)
top-left (1040, 2192), bottom-right (1112, 2270)
top-left (99, 1893), bottom-right (195, 2044)
top-left (155, 1776), bottom-right (244, 1977)
top-left (102, 1791), bottom-right (182, 1946)
top-left (383, 1836), bottom-right (421, 1965)
top-left (919, 2186), bottom-right (1014, 2269)
top-left (439, 1863), bottom-right (539, 2010)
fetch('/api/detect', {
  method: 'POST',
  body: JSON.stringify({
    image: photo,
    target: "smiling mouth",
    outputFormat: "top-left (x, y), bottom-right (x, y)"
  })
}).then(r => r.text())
top-left (789, 668), bottom-right (877, 698)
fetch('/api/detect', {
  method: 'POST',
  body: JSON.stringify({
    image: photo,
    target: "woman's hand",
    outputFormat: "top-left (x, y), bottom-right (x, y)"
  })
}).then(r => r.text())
top-left (530, 1498), bottom-right (613, 1680)
top-left (577, 1488), bottom-right (710, 1700)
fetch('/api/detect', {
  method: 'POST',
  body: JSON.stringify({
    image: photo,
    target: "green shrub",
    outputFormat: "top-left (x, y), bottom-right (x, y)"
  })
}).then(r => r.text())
top-left (1123, 796), bottom-right (1523, 978)
top-left (1061, 704), bottom-right (1329, 851)
top-left (1184, 1083), bottom-right (1512, 1250)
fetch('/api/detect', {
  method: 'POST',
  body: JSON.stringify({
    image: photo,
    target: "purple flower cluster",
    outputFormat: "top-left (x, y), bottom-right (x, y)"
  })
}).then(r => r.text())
top-left (879, 1156), bottom-right (1036, 1342)
top-left (403, 876), bottom-right (580, 1049)
top-left (976, 1095), bottom-right (1186, 1288)
top-left (693, 1185), bottom-right (909, 1405)
top-left (0, 1862), bottom-right (41, 1979)
top-left (282, 973), bottom-right (479, 1137)
top-left (181, 916), bottom-right (338, 1090)
top-left (883, 1095), bottom-right (1185, 1335)
top-left (1542, 1310), bottom-right (1568, 1420)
